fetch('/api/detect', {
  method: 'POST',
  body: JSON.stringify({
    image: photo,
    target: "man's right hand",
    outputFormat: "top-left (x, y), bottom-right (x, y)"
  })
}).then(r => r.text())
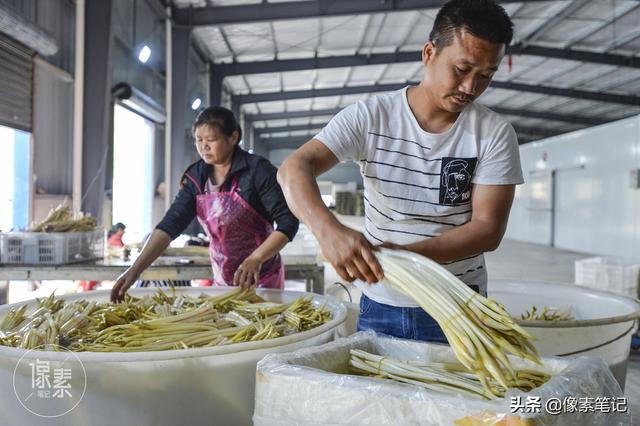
top-left (319, 224), bottom-right (384, 284)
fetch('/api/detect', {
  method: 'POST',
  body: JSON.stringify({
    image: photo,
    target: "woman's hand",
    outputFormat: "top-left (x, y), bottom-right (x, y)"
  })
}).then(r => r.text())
top-left (110, 267), bottom-right (140, 302)
top-left (233, 256), bottom-right (262, 289)
top-left (109, 229), bottom-right (172, 302)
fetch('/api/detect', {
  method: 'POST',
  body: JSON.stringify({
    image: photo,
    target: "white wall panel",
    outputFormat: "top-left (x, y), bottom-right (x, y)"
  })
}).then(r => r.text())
top-left (33, 58), bottom-right (73, 194)
top-left (506, 115), bottom-right (640, 259)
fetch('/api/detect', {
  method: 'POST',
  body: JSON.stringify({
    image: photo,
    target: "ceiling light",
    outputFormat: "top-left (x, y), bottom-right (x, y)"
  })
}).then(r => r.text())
top-left (138, 45), bottom-right (151, 63)
top-left (191, 98), bottom-right (202, 110)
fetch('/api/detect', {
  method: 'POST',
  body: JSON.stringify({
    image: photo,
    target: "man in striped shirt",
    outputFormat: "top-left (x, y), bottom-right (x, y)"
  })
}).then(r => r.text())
top-left (278, 0), bottom-right (523, 343)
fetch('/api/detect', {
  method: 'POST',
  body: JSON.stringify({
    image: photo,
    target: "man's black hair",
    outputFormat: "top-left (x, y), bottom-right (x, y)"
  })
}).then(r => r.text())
top-left (429, 0), bottom-right (514, 50)
top-left (192, 106), bottom-right (242, 141)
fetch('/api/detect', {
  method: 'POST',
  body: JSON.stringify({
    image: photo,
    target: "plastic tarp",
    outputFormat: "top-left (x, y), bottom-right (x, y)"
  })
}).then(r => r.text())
top-left (254, 331), bottom-right (630, 426)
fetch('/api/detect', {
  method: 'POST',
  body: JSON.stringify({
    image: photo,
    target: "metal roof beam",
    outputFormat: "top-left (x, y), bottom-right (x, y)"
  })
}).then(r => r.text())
top-left (213, 44), bottom-right (640, 77)
top-left (234, 81), bottom-right (640, 106)
top-left (509, 44), bottom-right (640, 69)
top-left (488, 106), bottom-right (607, 126)
top-left (211, 51), bottom-right (419, 75)
top-left (513, 125), bottom-right (566, 140)
top-left (247, 105), bottom-right (602, 126)
top-left (173, 0), bottom-right (551, 27)
top-left (234, 83), bottom-right (405, 104)
top-left (490, 81), bottom-right (640, 106)
top-left (261, 128), bottom-right (575, 147)
top-left (246, 108), bottom-right (341, 121)
top-left (258, 123), bottom-right (325, 135)
top-left (262, 135), bottom-right (312, 150)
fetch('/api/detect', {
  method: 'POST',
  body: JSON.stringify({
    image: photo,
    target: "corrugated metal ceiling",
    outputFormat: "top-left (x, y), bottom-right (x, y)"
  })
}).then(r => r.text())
top-left (173, 0), bottom-right (640, 143)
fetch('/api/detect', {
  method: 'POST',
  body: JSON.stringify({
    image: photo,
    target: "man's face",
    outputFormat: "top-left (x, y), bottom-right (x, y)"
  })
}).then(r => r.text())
top-left (422, 29), bottom-right (505, 113)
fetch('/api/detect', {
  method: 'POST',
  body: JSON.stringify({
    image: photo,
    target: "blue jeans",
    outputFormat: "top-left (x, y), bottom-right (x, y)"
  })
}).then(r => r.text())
top-left (357, 294), bottom-right (448, 344)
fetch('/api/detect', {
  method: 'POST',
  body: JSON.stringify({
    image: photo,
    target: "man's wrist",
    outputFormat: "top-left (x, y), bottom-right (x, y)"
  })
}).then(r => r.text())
top-left (310, 211), bottom-right (343, 238)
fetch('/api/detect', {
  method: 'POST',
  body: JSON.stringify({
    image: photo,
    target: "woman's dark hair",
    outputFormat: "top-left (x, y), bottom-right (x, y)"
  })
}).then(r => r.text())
top-left (108, 222), bottom-right (126, 238)
top-left (429, 0), bottom-right (513, 50)
top-left (192, 106), bottom-right (242, 141)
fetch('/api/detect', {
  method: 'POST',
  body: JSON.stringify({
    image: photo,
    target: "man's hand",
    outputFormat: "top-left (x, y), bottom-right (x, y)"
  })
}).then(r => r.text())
top-left (233, 256), bottom-right (262, 289)
top-left (320, 224), bottom-right (384, 284)
top-left (277, 140), bottom-right (383, 283)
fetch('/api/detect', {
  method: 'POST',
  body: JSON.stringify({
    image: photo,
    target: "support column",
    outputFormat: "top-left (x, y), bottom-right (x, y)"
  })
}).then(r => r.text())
top-left (168, 26), bottom-right (191, 203)
top-left (243, 118), bottom-right (252, 151)
top-left (231, 98), bottom-right (240, 120)
top-left (72, 0), bottom-right (85, 214)
top-left (81, 0), bottom-right (113, 219)
top-left (210, 69), bottom-right (223, 107)
top-left (0, 281), bottom-right (7, 305)
top-left (164, 3), bottom-right (172, 210)
top-left (252, 127), bottom-right (269, 158)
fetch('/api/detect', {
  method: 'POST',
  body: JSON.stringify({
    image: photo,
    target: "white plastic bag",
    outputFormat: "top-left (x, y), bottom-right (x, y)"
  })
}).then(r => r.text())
top-left (254, 331), bottom-right (630, 425)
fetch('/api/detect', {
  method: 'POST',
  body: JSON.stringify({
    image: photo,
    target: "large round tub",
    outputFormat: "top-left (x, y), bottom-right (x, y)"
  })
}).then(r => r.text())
top-left (0, 288), bottom-right (347, 426)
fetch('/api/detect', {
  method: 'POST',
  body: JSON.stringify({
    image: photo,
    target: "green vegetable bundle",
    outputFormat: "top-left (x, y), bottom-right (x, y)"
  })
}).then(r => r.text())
top-left (0, 288), bottom-right (331, 352)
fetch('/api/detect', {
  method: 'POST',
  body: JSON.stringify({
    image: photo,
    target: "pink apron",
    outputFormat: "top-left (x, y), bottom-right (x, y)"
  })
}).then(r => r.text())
top-left (186, 173), bottom-right (284, 288)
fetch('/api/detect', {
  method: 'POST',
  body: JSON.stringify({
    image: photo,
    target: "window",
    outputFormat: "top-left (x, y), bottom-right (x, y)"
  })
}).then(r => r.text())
top-left (0, 125), bottom-right (30, 232)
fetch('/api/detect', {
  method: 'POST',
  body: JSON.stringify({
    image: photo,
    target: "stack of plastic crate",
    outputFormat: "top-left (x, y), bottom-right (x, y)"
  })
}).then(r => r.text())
top-left (0, 230), bottom-right (104, 265)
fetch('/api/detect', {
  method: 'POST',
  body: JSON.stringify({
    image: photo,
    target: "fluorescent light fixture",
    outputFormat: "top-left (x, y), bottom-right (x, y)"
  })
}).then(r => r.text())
top-left (138, 45), bottom-right (151, 63)
top-left (191, 98), bottom-right (202, 110)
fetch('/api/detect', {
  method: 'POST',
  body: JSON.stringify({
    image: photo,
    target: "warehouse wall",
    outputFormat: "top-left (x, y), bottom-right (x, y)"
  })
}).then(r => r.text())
top-left (268, 148), bottom-right (364, 187)
top-left (112, 0), bottom-right (165, 106)
top-left (109, 0), bottom-right (167, 197)
top-left (505, 115), bottom-right (640, 259)
top-left (0, 0), bottom-right (75, 201)
top-left (33, 58), bottom-right (73, 195)
top-left (0, 0), bottom-right (75, 73)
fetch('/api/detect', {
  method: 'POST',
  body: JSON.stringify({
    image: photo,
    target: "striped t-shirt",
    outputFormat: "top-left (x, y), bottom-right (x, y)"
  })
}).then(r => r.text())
top-left (315, 87), bottom-right (524, 307)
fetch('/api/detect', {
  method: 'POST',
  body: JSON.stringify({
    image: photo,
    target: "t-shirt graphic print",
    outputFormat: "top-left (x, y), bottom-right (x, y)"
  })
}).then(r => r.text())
top-left (440, 157), bottom-right (478, 205)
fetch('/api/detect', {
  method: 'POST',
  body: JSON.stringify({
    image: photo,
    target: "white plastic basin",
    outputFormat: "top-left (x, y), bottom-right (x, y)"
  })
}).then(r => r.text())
top-left (489, 279), bottom-right (640, 389)
top-left (0, 288), bottom-right (346, 426)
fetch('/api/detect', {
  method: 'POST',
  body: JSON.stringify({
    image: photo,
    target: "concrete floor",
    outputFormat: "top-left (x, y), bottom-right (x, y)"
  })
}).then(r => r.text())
top-left (321, 238), bottom-right (639, 423)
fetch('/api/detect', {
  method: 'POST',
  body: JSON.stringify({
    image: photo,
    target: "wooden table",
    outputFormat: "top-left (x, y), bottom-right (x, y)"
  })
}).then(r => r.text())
top-left (0, 256), bottom-right (325, 304)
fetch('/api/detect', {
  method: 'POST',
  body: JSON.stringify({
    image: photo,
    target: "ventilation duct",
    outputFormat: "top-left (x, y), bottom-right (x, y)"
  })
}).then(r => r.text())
top-left (112, 82), bottom-right (166, 124)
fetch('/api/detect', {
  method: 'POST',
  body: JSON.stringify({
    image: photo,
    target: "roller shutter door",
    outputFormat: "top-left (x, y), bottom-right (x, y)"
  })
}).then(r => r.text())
top-left (0, 33), bottom-right (33, 131)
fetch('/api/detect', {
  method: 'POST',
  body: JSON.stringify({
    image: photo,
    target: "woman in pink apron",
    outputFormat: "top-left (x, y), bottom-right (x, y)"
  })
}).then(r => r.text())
top-left (111, 107), bottom-right (299, 302)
